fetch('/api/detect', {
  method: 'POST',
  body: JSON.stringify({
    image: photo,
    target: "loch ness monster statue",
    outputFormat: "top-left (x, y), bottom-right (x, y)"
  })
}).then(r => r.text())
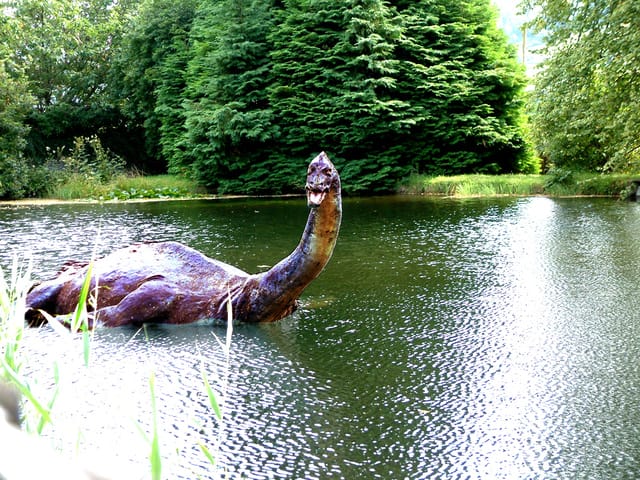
top-left (25, 152), bottom-right (341, 327)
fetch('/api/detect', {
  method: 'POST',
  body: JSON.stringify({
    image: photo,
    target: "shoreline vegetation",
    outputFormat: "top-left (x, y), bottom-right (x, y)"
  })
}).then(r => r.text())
top-left (4, 0), bottom-right (638, 204)
top-left (4, 170), bottom-right (639, 205)
top-left (398, 171), bottom-right (640, 199)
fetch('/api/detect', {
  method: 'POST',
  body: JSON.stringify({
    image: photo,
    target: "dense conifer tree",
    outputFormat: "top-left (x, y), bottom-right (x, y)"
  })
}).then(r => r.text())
top-left (331, 0), bottom-right (414, 191)
top-left (268, 0), bottom-right (410, 192)
top-left (266, 0), bottom-right (346, 189)
top-left (180, 0), bottom-right (277, 192)
top-left (394, 0), bottom-right (531, 175)
top-left (113, 0), bottom-right (198, 171)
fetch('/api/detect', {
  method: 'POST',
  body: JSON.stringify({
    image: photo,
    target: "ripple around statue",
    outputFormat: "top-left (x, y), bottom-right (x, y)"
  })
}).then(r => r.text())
top-left (25, 152), bottom-right (342, 328)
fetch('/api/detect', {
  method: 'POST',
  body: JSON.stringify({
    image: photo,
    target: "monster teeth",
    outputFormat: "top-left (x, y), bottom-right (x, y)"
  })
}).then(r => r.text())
top-left (309, 191), bottom-right (326, 205)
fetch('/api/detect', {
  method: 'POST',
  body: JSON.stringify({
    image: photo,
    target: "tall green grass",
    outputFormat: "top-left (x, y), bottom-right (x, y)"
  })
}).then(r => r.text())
top-left (399, 173), bottom-right (546, 196)
top-left (0, 259), bottom-right (232, 477)
top-left (46, 173), bottom-right (206, 201)
top-left (0, 257), bottom-right (61, 434)
top-left (398, 172), bottom-right (640, 198)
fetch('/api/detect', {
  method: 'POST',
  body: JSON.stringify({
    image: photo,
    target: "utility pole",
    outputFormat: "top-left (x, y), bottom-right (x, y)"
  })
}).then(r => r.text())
top-left (522, 24), bottom-right (527, 66)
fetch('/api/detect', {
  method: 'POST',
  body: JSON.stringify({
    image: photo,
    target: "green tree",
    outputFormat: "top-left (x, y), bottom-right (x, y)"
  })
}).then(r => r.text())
top-left (330, 0), bottom-right (413, 191)
top-left (181, 0), bottom-right (277, 192)
top-left (523, 0), bottom-right (640, 171)
top-left (11, 0), bottom-right (120, 109)
top-left (111, 0), bottom-right (198, 172)
top-left (268, 0), bottom-right (410, 192)
top-left (6, 0), bottom-right (133, 163)
top-left (267, 0), bottom-right (349, 190)
top-left (0, 8), bottom-right (37, 197)
top-left (264, 0), bottom-right (531, 193)
top-left (0, 65), bottom-right (31, 167)
top-left (395, 0), bottom-right (532, 175)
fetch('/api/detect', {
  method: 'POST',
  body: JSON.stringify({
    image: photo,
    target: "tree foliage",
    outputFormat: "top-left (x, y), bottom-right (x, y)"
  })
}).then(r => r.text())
top-left (9, 0), bottom-right (132, 156)
top-left (112, 0), bottom-right (198, 172)
top-left (0, 9), bottom-right (36, 197)
top-left (266, 0), bottom-right (413, 192)
top-left (1, 0), bottom-right (531, 196)
top-left (395, 0), bottom-right (533, 175)
top-left (523, 0), bottom-right (640, 172)
top-left (178, 0), bottom-right (530, 193)
top-left (180, 0), bottom-right (277, 193)
top-left (10, 0), bottom-right (118, 109)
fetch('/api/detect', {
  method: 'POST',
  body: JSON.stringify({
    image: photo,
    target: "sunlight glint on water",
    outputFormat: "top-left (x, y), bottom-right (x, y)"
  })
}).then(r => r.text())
top-left (4, 196), bottom-right (640, 478)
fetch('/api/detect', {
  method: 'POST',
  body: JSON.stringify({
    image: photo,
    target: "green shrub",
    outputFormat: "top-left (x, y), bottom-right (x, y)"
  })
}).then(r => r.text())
top-left (60, 135), bottom-right (126, 183)
top-left (543, 167), bottom-right (574, 190)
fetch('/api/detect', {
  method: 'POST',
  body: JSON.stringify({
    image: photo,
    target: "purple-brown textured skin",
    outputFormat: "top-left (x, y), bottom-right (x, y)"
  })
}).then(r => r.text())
top-left (26, 152), bottom-right (341, 327)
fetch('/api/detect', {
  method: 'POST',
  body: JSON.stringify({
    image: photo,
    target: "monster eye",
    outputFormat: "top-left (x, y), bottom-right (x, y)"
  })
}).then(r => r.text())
top-left (323, 167), bottom-right (333, 175)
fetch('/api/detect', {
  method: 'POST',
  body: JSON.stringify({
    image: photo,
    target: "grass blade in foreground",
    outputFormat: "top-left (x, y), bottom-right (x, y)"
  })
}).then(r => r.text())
top-left (198, 291), bottom-right (234, 475)
top-left (149, 372), bottom-right (162, 480)
top-left (0, 257), bottom-right (58, 433)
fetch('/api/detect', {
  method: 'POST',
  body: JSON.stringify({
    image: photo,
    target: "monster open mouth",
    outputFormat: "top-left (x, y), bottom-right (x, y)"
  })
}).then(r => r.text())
top-left (306, 187), bottom-right (328, 207)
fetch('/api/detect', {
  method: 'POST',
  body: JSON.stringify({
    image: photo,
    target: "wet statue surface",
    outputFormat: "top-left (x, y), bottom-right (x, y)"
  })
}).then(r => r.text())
top-left (26, 152), bottom-right (341, 327)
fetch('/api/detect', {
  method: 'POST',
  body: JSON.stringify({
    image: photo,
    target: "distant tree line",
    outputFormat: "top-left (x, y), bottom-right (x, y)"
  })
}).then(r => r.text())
top-left (1, 0), bottom-right (533, 197)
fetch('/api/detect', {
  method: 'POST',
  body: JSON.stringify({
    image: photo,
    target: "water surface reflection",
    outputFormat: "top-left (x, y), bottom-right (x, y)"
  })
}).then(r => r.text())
top-left (4, 196), bottom-right (640, 478)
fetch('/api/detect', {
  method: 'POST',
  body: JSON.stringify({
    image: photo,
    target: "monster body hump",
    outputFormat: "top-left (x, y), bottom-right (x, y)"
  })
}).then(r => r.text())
top-left (26, 152), bottom-right (342, 328)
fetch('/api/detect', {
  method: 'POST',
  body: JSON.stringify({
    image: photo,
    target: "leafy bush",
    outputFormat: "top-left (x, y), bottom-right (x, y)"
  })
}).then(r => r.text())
top-left (59, 135), bottom-right (126, 183)
top-left (42, 136), bottom-right (131, 199)
top-left (543, 167), bottom-right (574, 190)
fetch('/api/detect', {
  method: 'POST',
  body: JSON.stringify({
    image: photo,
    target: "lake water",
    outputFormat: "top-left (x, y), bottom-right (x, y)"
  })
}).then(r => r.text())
top-left (3, 196), bottom-right (640, 479)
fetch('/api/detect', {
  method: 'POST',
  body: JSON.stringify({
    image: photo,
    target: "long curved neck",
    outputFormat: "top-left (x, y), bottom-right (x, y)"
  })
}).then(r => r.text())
top-left (254, 189), bottom-right (341, 316)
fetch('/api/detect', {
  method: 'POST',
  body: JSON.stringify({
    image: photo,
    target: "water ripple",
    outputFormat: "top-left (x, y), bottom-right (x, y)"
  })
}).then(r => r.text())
top-left (7, 197), bottom-right (640, 478)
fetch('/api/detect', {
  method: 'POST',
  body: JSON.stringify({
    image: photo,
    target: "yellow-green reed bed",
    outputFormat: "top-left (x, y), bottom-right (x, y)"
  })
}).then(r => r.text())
top-left (398, 171), bottom-right (640, 198)
top-left (399, 173), bottom-right (545, 196)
